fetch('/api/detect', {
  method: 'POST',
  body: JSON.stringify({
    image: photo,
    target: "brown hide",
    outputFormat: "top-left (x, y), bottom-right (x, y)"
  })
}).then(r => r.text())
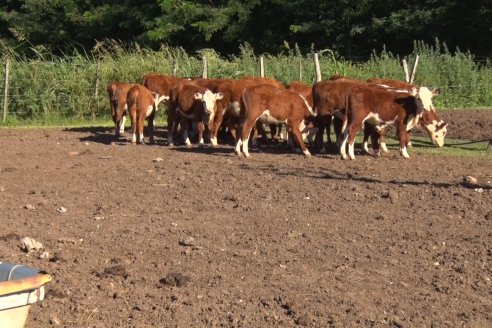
top-left (126, 84), bottom-right (157, 144)
top-left (235, 84), bottom-right (314, 157)
top-left (341, 85), bottom-right (418, 159)
top-left (107, 82), bottom-right (132, 136)
top-left (312, 79), bottom-right (364, 151)
top-left (286, 81), bottom-right (313, 108)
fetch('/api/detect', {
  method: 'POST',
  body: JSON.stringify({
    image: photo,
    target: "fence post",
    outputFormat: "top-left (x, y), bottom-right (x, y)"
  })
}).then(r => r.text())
top-left (202, 56), bottom-right (208, 78)
top-left (172, 58), bottom-right (178, 76)
top-left (259, 56), bottom-right (265, 77)
top-left (93, 61), bottom-right (100, 120)
top-left (402, 57), bottom-right (410, 83)
top-left (2, 58), bottom-right (9, 123)
top-left (299, 58), bottom-right (302, 81)
top-left (409, 55), bottom-right (419, 84)
top-left (313, 52), bottom-right (321, 82)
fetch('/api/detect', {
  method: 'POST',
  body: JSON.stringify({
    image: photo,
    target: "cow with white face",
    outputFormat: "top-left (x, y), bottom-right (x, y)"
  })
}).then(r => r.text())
top-left (363, 79), bottom-right (447, 155)
top-left (168, 81), bottom-right (223, 146)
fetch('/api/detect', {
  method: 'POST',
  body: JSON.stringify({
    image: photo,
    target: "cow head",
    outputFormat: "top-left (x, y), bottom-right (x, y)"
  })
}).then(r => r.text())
top-left (413, 87), bottom-right (441, 114)
top-left (194, 90), bottom-right (224, 114)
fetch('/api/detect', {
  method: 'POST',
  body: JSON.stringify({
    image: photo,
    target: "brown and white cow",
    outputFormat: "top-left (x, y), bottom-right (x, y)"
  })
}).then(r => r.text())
top-left (107, 82), bottom-right (133, 136)
top-left (126, 84), bottom-right (168, 144)
top-left (363, 78), bottom-right (445, 155)
top-left (312, 77), bottom-right (365, 152)
top-left (235, 84), bottom-right (315, 158)
top-left (207, 77), bottom-right (285, 145)
top-left (168, 81), bottom-right (223, 146)
top-left (340, 84), bottom-right (447, 160)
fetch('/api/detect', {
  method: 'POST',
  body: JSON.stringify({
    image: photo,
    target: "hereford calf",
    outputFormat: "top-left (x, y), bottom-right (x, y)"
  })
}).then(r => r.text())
top-left (363, 79), bottom-right (444, 155)
top-left (168, 81), bottom-right (223, 146)
top-left (235, 84), bottom-right (315, 158)
top-left (126, 84), bottom-right (168, 144)
top-left (312, 78), bottom-right (365, 152)
top-left (107, 82), bottom-right (133, 136)
top-left (340, 85), bottom-right (447, 160)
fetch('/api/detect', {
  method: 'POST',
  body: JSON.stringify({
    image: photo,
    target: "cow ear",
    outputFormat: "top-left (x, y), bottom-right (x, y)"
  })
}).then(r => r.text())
top-left (194, 92), bottom-right (203, 100)
top-left (432, 88), bottom-right (441, 97)
top-left (215, 92), bottom-right (224, 100)
top-left (410, 87), bottom-right (418, 97)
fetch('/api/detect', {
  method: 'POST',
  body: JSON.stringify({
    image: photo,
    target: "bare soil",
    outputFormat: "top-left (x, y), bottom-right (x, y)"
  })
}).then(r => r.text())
top-left (1, 109), bottom-right (491, 328)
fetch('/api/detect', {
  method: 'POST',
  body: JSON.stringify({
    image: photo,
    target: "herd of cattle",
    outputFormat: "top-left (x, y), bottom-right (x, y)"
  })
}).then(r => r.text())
top-left (107, 73), bottom-right (448, 159)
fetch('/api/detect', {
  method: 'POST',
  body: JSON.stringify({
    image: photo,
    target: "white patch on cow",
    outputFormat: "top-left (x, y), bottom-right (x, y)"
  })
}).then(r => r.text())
top-left (230, 101), bottom-right (241, 117)
top-left (235, 138), bottom-right (243, 156)
top-left (200, 89), bottom-right (223, 114)
top-left (400, 146), bottom-right (410, 159)
top-left (376, 84), bottom-right (410, 94)
top-left (380, 142), bottom-right (389, 153)
top-left (210, 137), bottom-right (218, 147)
top-left (406, 116), bottom-right (420, 131)
top-left (146, 105), bottom-right (153, 117)
top-left (300, 121), bottom-right (317, 142)
top-left (416, 87), bottom-right (434, 111)
top-left (259, 110), bottom-right (285, 125)
top-left (243, 136), bottom-right (251, 157)
top-left (348, 142), bottom-right (355, 160)
top-left (363, 113), bottom-right (394, 128)
top-left (198, 137), bottom-right (204, 145)
top-left (183, 129), bottom-right (191, 147)
top-left (119, 115), bottom-right (126, 134)
top-left (139, 133), bottom-right (144, 143)
top-left (131, 133), bottom-right (137, 143)
top-left (303, 149), bottom-right (311, 157)
top-left (363, 141), bottom-right (369, 154)
top-left (424, 120), bottom-right (447, 147)
top-left (340, 132), bottom-right (348, 159)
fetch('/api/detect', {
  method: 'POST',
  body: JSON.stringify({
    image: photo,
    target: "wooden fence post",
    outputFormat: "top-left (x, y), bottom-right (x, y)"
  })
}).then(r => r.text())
top-left (409, 55), bottom-right (419, 84)
top-left (2, 58), bottom-right (10, 123)
top-left (202, 56), bottom-right (208, 78)
top-left (259, 56), bottom-right (265, 77)
top-left (93, 61), bottom-right (100, 120)
top-left (402, 57), bottom-right (410, 83)
top-left (313, 52), bottom-right (321, 82)
top-left (299, 58), bottom-right (302, 81)
top-left (172, 58), bottom-right (178, 76)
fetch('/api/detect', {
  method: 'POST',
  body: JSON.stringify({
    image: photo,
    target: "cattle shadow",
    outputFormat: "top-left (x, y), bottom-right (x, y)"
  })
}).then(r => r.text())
top-left (238, 162), bottom-right (461, 189)
top-left (63, 126), bottom-right (170, 146)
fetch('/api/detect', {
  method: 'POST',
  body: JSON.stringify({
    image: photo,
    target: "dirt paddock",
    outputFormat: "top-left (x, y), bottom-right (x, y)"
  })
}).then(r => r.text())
top-left (1, 109), bottom-right (491, 327)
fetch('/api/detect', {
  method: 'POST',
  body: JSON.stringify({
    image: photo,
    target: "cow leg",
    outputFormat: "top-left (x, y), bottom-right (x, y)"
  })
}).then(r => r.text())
top-left (342, 122), bottom-right (360, 160)
top-left (397, 126), bottom-right (411, 159)
top-left (333, 116), bottom-right (344, 150)
top-left (130, 108), bottom-right (137, 144)
top-left (137, 114), bottom-right (146, 144)
top-left (147, 112), bottom-right (155, 143)
top-left (197, 121), bottom-right (205, 146)
top-left (167, 110), bottom-right (176, 146)
top-left (314, 115), bottom-right (329, 153)
top-left (288, 120), bottom-right (311, 157)
top-left (181, 118), bottom-right (192, 147)
top-left (209, 111), bottom-right (224, 147)
top-left (119, 115), bottom-right (126, 135)
top-left (379, 128), bottom-right (389, 154)
top-left (236, 120), bottom-right (255, 158)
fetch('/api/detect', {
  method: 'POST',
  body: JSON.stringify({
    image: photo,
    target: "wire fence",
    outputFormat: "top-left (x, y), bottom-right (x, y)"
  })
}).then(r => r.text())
top-left (1, 50), bottom-right (492, 123)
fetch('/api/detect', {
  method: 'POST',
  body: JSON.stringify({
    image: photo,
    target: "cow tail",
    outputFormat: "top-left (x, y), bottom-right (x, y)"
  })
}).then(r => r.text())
top-left (341, 88), bottom-right (350, 135)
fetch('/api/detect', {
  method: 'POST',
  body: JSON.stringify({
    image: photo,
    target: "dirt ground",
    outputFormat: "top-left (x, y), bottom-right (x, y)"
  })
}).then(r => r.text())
top-left (1, 109), bottom-right (491, 328)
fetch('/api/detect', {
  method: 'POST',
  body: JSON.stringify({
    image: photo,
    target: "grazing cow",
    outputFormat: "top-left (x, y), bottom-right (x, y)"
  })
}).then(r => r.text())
top-left (126, 84), bottom-right (168, 144)
top-left (363, 79), bottom-right (443, 155)
top-left (168, 81), bottom-right (223, 146)
top-left (107, 82), bottom-right (133, 136)
top-left (235, 84), bottom-right (316, 158)
top-left (340, 85), bottom-right (447, 160)
top-left (312, 78), bottom-right (365, 152)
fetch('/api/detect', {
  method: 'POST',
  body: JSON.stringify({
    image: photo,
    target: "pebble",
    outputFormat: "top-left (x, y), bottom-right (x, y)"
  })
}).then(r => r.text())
top-left (20, 237), bottom-right (43, 252)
